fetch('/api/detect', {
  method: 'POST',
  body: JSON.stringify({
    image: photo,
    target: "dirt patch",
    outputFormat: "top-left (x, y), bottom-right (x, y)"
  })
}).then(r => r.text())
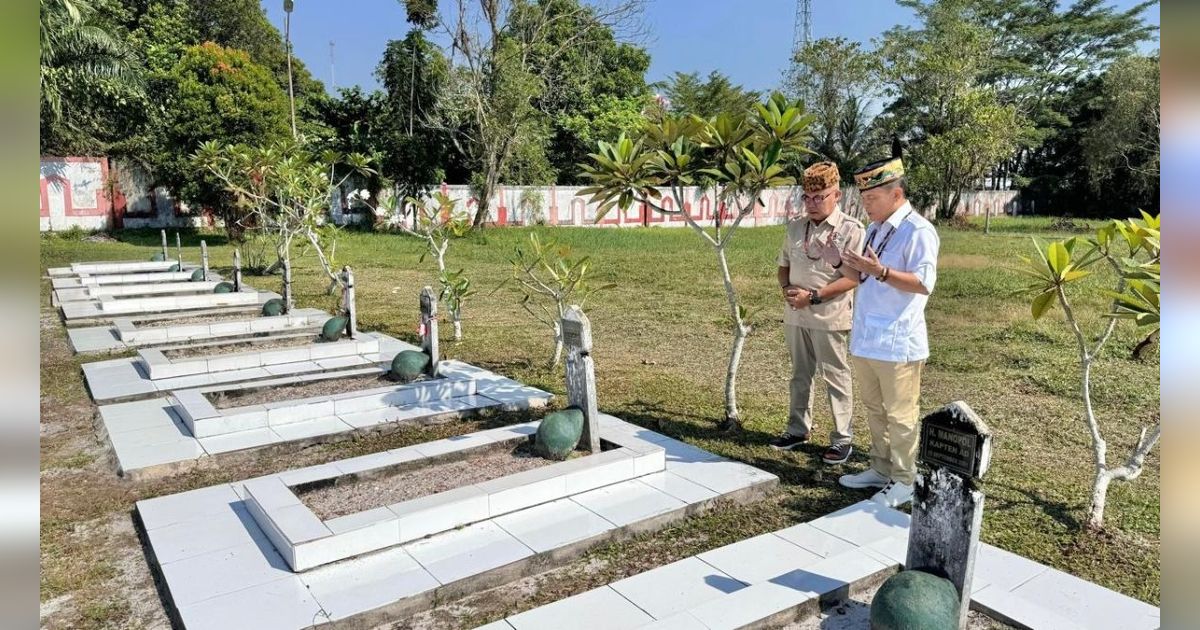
top-left (206, 372), bottom-right (400, 408)
top-left (162, 334), bottom-right (322, 359)
top-left (297, 441), bottom-right (571, 520)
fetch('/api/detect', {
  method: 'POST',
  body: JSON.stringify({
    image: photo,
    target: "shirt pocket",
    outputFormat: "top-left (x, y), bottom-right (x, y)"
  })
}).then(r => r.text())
top-left (861, 312), bottom-right (903, 356)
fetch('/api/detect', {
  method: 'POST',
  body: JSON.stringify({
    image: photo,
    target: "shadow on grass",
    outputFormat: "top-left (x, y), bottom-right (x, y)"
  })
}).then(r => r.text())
top-left (983, 481), bottom-right (1082, 531)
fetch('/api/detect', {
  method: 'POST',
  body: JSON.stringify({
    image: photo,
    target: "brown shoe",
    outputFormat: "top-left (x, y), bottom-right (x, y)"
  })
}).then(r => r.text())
top-left (822, 443), bottom-right (852, 465)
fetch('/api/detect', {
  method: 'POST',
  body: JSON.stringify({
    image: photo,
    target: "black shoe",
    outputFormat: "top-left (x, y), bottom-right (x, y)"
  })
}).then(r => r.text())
top-left (717, 418), bottom-right (742, 433)
top-left (769, 433), bottom-right (810, 451)
top-left (822, 443), bottom-right (853, 465)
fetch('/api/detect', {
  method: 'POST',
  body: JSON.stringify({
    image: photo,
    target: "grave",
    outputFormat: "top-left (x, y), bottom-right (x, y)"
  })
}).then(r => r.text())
top-left (51, 238), bottom-right (217, 307)
top-left (83, 273), bottom-right (407, 402)
top-left (59, 286), bottom-right (279, 325)
top-left (94, 290), bottom-right (552, 479)
top-left (137, 420), bottom-right (777, 629)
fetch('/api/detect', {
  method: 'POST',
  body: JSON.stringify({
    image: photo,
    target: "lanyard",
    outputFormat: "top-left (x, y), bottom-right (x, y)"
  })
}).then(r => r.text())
top-left (860, 208), bottom-right (910, 282)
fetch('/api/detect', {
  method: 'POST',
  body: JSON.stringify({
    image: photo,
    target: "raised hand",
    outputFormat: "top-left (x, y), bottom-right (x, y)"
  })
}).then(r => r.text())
top-left (821, 231), bottom-right (843, 267)
top-left (842, 244), bottom-right (884, 277)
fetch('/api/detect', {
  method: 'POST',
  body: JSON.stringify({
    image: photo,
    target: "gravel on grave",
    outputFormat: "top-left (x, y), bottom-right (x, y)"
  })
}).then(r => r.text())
top-left (207, 372), bottom-right (397, 408)
top-left (298, 442), bottom-right (581, 520)
top-left (131, 312), bottom-right (275, 327)
top-left (162, 334), bottom-right (322, 359)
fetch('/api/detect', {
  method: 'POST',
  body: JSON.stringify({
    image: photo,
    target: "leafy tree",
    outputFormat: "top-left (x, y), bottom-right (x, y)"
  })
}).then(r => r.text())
top-left (652, 70), bottom-right (760, 119)
top-left (1082, 54), bottom-right (1159, 201)
top-left (40, 0), bottom-right (142, 153)
top-left (320, 86), bottom-right (390, 207)
top-left (789, 37), bottom-right (880, 182)
top-left (194, 139), bottom-right (374, 310)
top-left (876, 0), bottom-right (1031, 218)
top-left (376, 31), bottom-right (455, 199)
top-left (418, 0), bottom-right (642, 227)
top-left (162, 43), bottom-right (291, 237)
top-left (962, 0), bottom-right (1158, 194)
top-left (1019, 213), bottom-right (1160, 530)
top-left (580, 93), bottom-right (813, 429)
top-left (504, 232), bottom-right (613, 367)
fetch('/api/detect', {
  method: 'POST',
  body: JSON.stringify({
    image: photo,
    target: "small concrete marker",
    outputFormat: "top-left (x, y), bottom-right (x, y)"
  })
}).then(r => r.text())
top-left (160, 229), bottom-right (168, 259)
top-left (419, 286), bottom-right (439, 376)
top-left (175, 232), bottom-right (183, 269)
top-left (562, 305), bottom-right (600, 453)
top-left (200, 240), bottom-right (209, 281)
top-left (233, 248), bottom-right (243, 292)
top-left (341, 265), bottom-right (357, 339)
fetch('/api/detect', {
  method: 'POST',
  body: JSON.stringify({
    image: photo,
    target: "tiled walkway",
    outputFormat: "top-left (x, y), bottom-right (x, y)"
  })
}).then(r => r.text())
top-left (485, 501), bottom-right (1160, 630)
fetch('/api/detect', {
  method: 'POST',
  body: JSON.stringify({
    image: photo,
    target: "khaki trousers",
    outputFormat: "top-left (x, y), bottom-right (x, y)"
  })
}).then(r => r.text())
top-left (784, 326), bottom-right (853, 446)
top-left (852, 356), bottom-right (924, 485)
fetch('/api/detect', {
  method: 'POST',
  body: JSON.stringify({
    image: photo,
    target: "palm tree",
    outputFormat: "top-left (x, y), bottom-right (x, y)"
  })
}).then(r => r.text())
top-left (40, 0), bottom-right (141, 135)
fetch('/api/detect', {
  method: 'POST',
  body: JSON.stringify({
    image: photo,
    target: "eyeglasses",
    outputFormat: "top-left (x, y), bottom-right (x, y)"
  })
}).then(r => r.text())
top-left (802, 192), bottom-right (836, 204)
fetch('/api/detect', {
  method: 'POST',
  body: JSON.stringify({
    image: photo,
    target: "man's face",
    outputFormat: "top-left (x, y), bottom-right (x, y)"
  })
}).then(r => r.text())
top-left (860, 185), bottom-right (900, 222)
top-left (802, 185), bottom-right (840, 222)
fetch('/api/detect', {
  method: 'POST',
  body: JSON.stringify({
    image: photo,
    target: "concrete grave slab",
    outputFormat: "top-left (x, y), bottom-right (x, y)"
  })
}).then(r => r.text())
top-left (138, 417), bottom-right (777, 629)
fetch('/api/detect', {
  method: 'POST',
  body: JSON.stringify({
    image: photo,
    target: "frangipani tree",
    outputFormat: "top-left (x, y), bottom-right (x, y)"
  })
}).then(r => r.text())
top-left (1019, 212), bottom-right (1161, 530)
top-left (194, 139), bottom-right (374, 312)
top-left (579, 92), bottom-right (814, 429)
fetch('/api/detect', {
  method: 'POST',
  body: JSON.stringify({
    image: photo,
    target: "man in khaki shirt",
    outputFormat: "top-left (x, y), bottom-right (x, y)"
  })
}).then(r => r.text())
top-left (773, 162), bottom-right (865, 464)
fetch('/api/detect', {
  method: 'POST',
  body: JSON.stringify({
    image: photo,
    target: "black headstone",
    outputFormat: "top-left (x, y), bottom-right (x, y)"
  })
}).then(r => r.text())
top-left (919, 400), bottom-right (992, 480)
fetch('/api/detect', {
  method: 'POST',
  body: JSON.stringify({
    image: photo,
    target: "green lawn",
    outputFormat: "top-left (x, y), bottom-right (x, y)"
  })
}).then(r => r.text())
top-left (39, 215), bottom-right (1159, 628)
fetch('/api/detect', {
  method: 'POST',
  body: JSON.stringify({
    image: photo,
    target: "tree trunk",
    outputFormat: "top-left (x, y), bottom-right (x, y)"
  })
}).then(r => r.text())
top-left (452, 316), bottom-right (462, 341)
top-left (550, 321), bottom-right (563, 368)
top-left (984, 202), bottom-right (992, 234)
top-left (471, 168), bottom-right (499, 228)
top-left (1087, 469), bottom-right (1113, 530)
top-left (715, 245), bottom-right (748, 426)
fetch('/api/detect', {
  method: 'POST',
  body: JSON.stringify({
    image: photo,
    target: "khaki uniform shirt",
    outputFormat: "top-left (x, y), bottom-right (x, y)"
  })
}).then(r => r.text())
top-left (777, 208), bottom-right (866, 331)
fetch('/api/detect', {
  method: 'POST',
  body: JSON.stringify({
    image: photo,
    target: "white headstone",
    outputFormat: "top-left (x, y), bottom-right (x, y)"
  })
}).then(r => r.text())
top-left (341, 265), bottom-right (357, 339)
top-left (200, 240), bottom-right (209, 281)
top-left (232, 248), bottom-right (242, 292)
top-left (160, 229), bottom-right (168, 259)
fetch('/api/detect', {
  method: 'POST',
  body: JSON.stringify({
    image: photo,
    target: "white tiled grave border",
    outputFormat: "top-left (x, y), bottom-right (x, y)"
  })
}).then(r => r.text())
top-left (116, 308), bottom-right (328, 345)
top-left (136, 415), bottom-right (777, 630)
top-left (96, 358), bottom-right (554, 478)
top-left (54, 280), bottom-right (223, 304)
top-left (244, 424), bottom-right (666, 571)
top-left (61, 288), bottom-right (277, 321)
top-left (175, 368), bottom-right (476, 438)
top-left (47, 260), bottom-right (185, 277)
top-left (139, 335), bottom-right (379, 380)
top-left (51, 270), bottom-right (201, 290)
top-left (491, 501), bottom-right (1160, 630)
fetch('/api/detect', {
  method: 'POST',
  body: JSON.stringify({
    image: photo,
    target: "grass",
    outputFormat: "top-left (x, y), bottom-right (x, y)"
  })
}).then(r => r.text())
top-left (38, 214), bottom-right (1159, 628)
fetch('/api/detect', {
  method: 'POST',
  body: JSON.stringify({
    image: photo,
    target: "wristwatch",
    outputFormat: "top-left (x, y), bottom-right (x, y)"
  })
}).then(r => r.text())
top-left (809, 289), bottom-right (824, 305)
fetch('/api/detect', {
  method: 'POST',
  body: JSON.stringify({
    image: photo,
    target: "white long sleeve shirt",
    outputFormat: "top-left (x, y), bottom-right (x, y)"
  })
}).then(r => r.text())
top-left (849, 201), bottom-right (940, 363)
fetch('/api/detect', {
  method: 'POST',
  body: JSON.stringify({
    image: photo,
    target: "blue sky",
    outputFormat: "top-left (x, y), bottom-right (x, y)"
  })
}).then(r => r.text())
top-left (263, 0), bottom-right (1160, 96)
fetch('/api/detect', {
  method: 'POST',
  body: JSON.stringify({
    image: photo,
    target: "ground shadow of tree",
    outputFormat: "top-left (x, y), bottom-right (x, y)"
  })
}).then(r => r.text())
top-left (977, 481), bottom-right (1082, 531)
top-left (109, 227), bottom-right (231, 248)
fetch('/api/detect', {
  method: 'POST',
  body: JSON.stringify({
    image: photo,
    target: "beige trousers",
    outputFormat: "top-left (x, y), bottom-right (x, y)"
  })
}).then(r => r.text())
top-left (852, 356), bottom-right (924, 485)
top-left (784, 326), bottom-right (853, 446)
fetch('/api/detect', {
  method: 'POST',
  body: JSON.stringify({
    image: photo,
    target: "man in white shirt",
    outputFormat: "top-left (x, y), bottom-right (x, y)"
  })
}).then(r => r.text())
top-left (831, 155), bottom-right (940, 507)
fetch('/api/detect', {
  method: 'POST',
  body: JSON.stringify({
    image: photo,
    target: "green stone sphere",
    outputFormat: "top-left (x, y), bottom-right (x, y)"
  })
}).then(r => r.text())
top-left (535, 408), bottom-right (585, 460)
top-left (261, 298), bottom-right (285, 316)
top-left (213, 282), bottom-right (235, 293)
top-left (390, 350), bottom-right (431, 382)
top-left (321, 315), bottom-right (348, 341)
top-left (190, 268), bottom-right (206, 281)
top-left (151, 252), bottom-right (166, 262)
top-left (870, 570), bottom-right (960, 630)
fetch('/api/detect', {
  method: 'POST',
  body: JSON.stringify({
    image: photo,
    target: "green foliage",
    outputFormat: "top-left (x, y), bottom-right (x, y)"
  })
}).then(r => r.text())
top-left (504, 232), bottom-right (614, 365)
top-left (1082, 55), bottom-right (1160, 199)
top-left (438, 268), bottom-right (476, 327)
top-left (40, 0), bottom-right (143, 153)
top-left (161, 43), bottom-right (291, 233)
top-left (652, 71), bottom-right (760, 119)
top-left (580, 92), bottom-right (814, 229)
top-left (789, 37), bottom-right (881, 181)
